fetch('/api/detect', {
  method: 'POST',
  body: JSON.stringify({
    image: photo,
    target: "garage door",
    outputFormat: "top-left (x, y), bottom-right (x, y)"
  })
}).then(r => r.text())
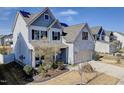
top-left (74, 50), bottom-right (92, 63)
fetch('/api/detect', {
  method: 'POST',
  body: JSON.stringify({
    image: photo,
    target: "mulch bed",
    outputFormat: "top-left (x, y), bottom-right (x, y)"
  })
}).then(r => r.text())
top-left (32, 69), bottom-right (69, 83)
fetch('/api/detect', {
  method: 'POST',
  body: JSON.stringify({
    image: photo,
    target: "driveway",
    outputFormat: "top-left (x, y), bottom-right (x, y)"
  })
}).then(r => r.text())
top-left (89, 61), bottom-right (124, 84)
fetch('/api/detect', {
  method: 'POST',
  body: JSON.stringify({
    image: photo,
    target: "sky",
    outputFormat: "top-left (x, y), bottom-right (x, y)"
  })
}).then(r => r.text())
top-left (0, 7), bottom-right (124, 35)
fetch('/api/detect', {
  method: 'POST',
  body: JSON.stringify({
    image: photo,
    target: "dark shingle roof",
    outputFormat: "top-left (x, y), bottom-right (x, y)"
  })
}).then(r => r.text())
top-left (19, 8), bottom-right (49, 25)
top-left (20, 11), bottom-right (40, 24)
top-left (63, 23), bottom-right (86, 43)
top-left (91, 26), bottom-right (102, 35)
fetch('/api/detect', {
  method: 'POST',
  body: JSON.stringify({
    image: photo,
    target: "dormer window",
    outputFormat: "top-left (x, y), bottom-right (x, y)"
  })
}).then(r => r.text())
top-left (44, 14), bottom-right (49, 20)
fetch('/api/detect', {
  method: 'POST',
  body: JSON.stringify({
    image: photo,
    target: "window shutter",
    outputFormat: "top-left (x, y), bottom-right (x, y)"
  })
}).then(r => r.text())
top-left (46, 31), bottom-right (48, 37)
top-left (58, 32), bottom-right (60, 40)
top-left (52, 32), bottom-right (54, 40)
top-left (32, 30), bottom-right (34, 40)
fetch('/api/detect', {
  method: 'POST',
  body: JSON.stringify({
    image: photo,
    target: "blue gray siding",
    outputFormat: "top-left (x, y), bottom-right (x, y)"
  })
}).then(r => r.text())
top-left (31, 9), bottom-right (54, 27)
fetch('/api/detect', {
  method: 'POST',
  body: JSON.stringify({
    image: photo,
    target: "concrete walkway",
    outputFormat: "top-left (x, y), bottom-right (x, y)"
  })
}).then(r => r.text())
top-left (89, 61), bottom-right (124, 84)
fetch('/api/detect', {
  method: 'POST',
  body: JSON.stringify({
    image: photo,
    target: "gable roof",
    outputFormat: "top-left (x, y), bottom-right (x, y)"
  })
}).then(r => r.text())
top-left (91, 26), bottom-right (102, 35)
top-left (105, 31), bottom-right (113, 36)
top-left (12, 8), bottom-right (59, 33)
top-left (19, 7), bottom-right (55, 26)
top-left (63, 23), bottom-right (86, 43)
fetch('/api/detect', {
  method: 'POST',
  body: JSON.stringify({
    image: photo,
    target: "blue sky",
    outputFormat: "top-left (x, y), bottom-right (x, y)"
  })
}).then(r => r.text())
top-left (0, 7), bottom-right (124, 35)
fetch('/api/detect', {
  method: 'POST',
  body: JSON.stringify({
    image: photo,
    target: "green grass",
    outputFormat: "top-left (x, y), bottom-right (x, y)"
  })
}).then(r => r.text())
top-left (0, 62), bottom-right (33, 85)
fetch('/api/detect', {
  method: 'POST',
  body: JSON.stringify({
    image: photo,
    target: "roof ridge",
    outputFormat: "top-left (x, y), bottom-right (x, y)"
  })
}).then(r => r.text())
top-left (64, 23), bottom-right (86, 28)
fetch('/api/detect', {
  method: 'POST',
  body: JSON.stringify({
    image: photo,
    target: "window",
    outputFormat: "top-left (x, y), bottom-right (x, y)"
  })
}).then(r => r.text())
top-left (44, 14), bottom-right (49, 20)
top-left (32, 30), bottom-right (39, 40)
top-left (82, 32), bottom-right (88, 40)
top-left (35, 56), bottom-right (39, 61)
top-left (52, 32), bottom-right (60, 40)
top-left (41, 31), bottom-right (47, 39)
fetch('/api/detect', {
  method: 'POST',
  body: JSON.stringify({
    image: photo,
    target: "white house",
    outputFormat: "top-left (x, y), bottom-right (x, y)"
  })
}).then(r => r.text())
top-left (12, 8), bottom-right (95, 67)
top-left (63, 23), bottom-right (95, 64)
top-left (12, 8), bottom-right (69, 68)
top-left (91, 26), bottom-right (120, 53)
top-left (114, 32), bottom-right (124, 48)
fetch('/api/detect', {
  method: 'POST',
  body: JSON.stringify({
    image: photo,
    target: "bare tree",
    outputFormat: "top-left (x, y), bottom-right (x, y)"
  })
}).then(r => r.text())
top-left (35, 46), bottom-right (61, 69)
top-left (78, 63), bottom-right (86, 85)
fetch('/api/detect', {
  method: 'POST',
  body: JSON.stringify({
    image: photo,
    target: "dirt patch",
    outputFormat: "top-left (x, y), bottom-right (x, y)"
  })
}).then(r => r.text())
top-left (32, 69), bottom-right (68, 83)
top-left (0, 62), bottom-right (33, 85)
top-left (38, 71), bottom-right (98, 85)
top-left (87, 73), bottom-right (119, 85)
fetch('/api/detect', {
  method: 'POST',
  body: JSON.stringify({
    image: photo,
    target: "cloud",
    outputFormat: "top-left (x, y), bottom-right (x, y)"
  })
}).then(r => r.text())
top-left (59, 9), bottom-right (78, 16)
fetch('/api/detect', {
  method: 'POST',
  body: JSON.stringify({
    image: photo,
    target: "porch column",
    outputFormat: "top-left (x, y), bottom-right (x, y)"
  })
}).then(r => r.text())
top-left (32, 50), bottom-right (36, 68)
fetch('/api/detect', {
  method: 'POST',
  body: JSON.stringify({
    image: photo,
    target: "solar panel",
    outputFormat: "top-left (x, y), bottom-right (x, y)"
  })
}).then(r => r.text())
top-left (20, 10), bottom-right (31, 18)
top-left (60, 22), bottom-right (69, 27)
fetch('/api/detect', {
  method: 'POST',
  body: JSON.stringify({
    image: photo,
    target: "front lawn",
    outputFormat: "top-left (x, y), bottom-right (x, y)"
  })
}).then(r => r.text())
top-left (87, 73), bottom-right (119, 85)
top-left (0, 62), bottom-right (33, 85)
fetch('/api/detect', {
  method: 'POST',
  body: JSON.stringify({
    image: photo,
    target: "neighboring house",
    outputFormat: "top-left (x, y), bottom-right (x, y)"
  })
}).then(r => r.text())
top-left (91, 26), bottom-right (120, 53)
top-left (91, 26), bottom-right (106, 41)
top-left (0, 35), bottom-right (4, 46)
top-left (12, 8), bottom-right (68, 68)
top-left (63, 23), bottom-right (95, 64)
top-left (114, 32), bottom-right (124, 48)
top-left (0, 34), bottom-right (13, 46)
top-left (105, 31), bottom-right (116, 42)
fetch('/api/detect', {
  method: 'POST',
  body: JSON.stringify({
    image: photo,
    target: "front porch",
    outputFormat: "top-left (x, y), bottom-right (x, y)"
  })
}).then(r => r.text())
top-left (31, 43), bottom-right (68, 68)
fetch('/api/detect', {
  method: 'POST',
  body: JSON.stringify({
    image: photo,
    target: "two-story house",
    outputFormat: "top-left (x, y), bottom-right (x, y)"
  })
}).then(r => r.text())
top-left (91, 26), bottom-right (120, 53)
top-left (91, 26), bottom-right (106, 41)
top-left (12, 8), bottom-right (95, 67)
top-left (13, 8), bottom-right (69, 67)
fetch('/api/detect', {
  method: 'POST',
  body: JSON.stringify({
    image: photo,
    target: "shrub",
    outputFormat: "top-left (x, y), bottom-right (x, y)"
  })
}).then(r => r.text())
top-left (92, 52), bottom-right (101, 61)
top-left (57, 61), bottom-right (65, 70)
top-left (23, 65), bottom-right (32, 76)
top-left (42, 61), bottom-right (53, 71)
top-left (116, 53), bottom-right (121, 64)
top-left (38, 65), bottom-right (47, 77)
top-left (51, 62), bottom-right (58, 69)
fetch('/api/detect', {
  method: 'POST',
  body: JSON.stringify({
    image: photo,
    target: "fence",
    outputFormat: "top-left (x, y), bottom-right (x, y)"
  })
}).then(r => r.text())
top-left (0, 53), bottom-right (15, 64)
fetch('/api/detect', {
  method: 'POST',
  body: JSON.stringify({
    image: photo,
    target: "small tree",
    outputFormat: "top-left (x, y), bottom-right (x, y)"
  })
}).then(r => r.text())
top-left (78, 63), bottom-right (94, 85)
top-left (92, 52), bottom-right (101, 61)
top-left (35, 45), bottom-right (61, 71)
top-left (23, 65), bottom-right (32, 76)
top-left (78, 64), bottom-right (86, 85)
